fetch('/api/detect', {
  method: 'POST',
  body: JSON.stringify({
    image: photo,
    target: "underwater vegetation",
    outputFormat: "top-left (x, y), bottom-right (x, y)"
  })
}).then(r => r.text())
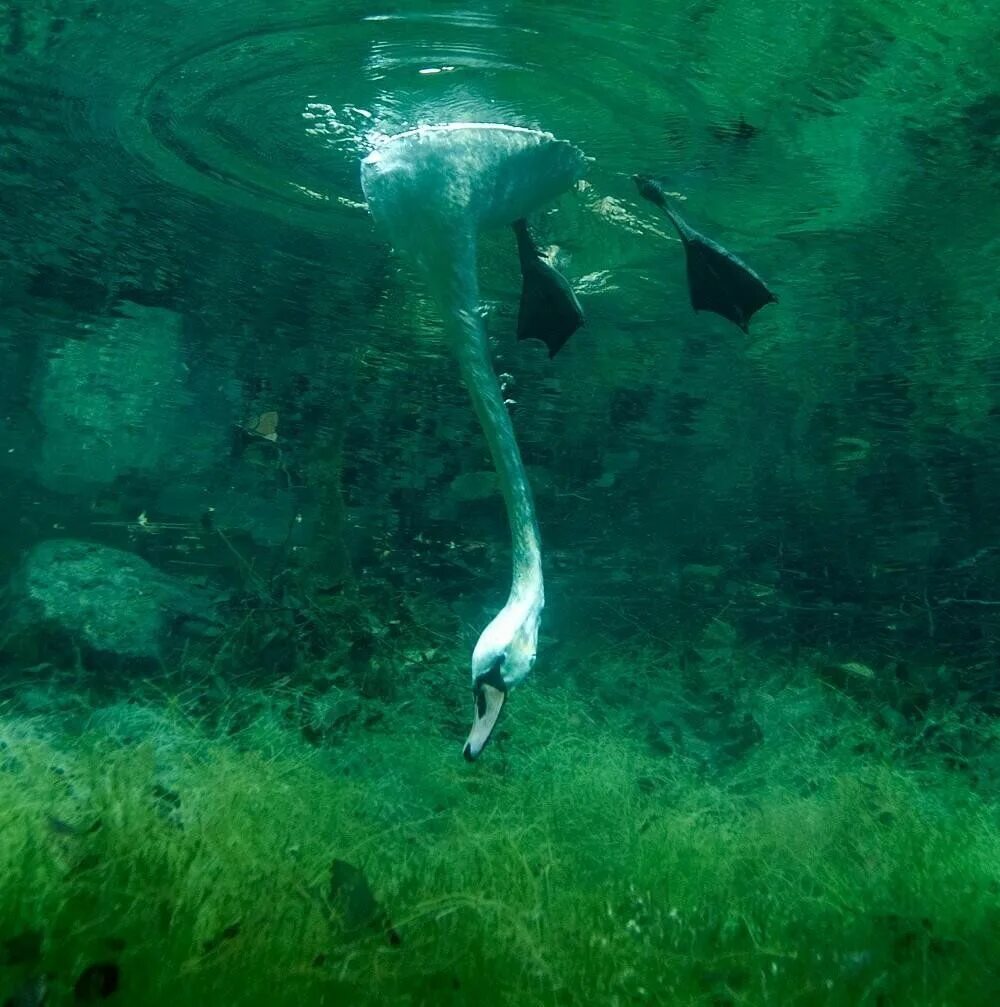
top-left (1, 648), bottom-right (998, 1006)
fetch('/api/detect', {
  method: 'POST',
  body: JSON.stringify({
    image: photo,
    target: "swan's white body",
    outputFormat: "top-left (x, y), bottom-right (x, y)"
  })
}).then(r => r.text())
top-left (360, 123), bottom-right (587, 757)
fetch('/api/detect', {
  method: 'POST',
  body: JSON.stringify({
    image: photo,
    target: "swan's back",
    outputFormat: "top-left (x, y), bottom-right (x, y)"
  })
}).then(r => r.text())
top-left (360, 123), bottom-right (587, 255)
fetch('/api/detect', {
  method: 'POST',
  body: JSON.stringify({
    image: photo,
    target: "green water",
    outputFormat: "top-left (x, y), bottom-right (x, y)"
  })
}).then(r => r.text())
top-left (2, 1), bottom-right (999, 1004)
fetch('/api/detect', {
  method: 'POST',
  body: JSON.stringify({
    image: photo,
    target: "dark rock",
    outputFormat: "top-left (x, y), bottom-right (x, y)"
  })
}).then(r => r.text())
top-left (73, 963), bottom-right (119, 1002)
top-left (201, 921), bottom-right (241, 955)
top-left (1, 929), bottom-right (42, 966)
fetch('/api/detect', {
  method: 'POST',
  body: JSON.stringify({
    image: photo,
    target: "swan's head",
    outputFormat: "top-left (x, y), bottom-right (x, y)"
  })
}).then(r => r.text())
top-left (463, 595), bottom-right (541, 761)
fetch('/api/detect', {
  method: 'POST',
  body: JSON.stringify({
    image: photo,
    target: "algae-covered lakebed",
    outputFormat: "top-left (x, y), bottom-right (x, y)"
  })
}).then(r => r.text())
top-left (2, 645), bottom-right (999, 1005)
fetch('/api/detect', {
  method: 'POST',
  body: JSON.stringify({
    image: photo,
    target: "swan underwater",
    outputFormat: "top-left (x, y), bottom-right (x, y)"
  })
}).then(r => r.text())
top-left (359, 123), bottom-right (776, 760)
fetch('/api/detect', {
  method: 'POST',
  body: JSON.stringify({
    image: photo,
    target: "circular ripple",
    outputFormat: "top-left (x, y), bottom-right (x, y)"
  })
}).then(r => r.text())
top-left (101, 5), bottom-right (671, 233)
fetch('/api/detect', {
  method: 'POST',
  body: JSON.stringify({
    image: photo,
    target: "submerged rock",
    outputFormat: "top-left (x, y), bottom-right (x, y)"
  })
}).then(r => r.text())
top-left (34, 302), bottom-right (223, 493)
top-left (32, 300), bottom-right (303, 548)
top-left (11, 539), bottom-right (222, 665)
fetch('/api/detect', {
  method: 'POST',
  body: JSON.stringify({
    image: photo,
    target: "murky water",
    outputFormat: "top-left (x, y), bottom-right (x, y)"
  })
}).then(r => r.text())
top-left (5, 2), bottom-right (999, 656)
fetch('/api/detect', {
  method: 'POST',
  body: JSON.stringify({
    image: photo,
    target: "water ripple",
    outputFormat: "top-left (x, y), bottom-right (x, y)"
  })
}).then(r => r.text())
top-left (74, 5), bottom-right (666, 233)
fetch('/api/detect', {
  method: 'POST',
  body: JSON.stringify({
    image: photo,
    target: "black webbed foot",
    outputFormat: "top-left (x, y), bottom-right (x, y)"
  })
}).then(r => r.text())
top-left (512, 218), bottom-right (585, 358)
top-left (633, 175), bottom-right (777, 332)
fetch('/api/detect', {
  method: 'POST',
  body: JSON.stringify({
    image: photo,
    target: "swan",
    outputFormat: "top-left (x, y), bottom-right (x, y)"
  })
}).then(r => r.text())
top-left (360, 123), bottom-right (587, 760)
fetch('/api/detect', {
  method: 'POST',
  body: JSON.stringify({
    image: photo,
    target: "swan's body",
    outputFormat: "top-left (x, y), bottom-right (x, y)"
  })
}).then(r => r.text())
top-left (361, 123), bottom-right (587, 758)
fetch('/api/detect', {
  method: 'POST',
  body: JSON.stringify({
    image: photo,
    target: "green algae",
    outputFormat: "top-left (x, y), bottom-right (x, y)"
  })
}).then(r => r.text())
top-left (1, 673), bottom-right (997, 1006)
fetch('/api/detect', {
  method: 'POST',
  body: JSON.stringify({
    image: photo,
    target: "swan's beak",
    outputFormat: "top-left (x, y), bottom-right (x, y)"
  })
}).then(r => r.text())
top-left (463, 679), bottom-right (506, 761)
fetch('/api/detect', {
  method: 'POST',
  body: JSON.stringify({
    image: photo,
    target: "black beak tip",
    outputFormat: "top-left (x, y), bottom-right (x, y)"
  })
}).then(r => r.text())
top-left (462, 743), bottom-right (476, 762)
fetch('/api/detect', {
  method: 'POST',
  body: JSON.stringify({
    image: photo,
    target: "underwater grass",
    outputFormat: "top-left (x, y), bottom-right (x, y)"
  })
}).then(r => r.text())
top-left (0, 680), bottom-right (998, 1006)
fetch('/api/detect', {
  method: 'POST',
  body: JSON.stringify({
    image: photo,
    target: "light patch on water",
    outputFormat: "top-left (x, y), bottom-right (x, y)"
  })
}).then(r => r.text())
top-left (363, 13), bottom-right (504, 30)
top-left (591, 194), bottom-right (673, 241)
top-left (301, 102), bottom-right (387, 154)
top-left (287, 183), bottom-right (328, 202)
top-left (575, 271), bottom-right (619, 295)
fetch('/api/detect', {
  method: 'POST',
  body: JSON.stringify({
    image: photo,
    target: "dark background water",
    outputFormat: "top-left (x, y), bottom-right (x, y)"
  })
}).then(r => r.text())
top-left (2, 0), bottom-right (1000, 698)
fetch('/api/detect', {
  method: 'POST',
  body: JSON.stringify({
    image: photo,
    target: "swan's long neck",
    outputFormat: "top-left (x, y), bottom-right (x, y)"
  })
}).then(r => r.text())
top-left (427, 230), bottom-right (543, 609)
